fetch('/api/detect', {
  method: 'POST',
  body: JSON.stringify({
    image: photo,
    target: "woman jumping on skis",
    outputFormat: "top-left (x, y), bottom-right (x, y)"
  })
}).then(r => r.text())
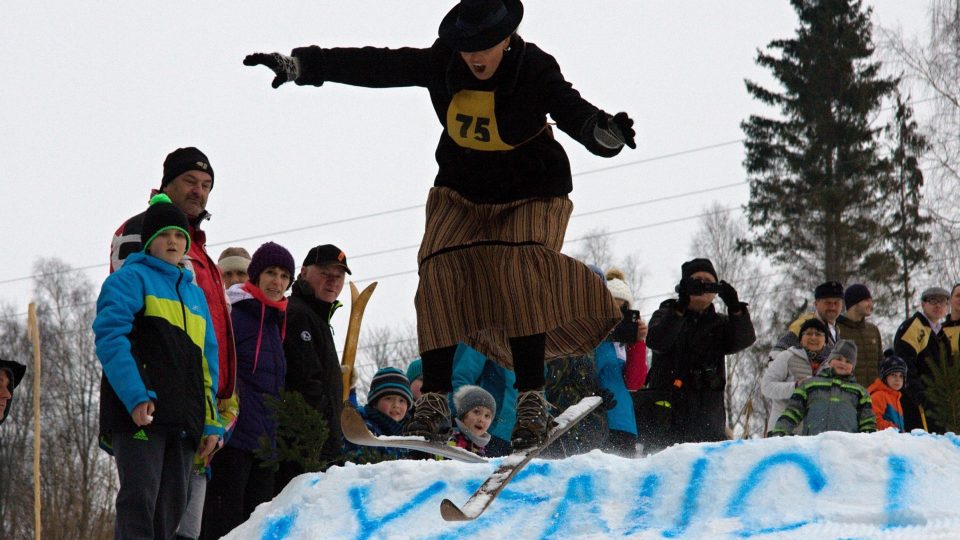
top-left (244, 0), bottom-right (636, 450)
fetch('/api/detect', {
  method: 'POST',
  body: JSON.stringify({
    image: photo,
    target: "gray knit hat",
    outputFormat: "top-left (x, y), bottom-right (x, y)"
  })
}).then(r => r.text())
top-left (453, 385), bottom-right (496, 419)
top-left (826, 339), bottom-right (858, 367)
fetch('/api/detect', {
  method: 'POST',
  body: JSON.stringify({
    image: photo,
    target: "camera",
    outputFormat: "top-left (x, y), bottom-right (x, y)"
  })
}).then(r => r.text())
top-left (684, 280), bottom-right (720, 296)
top-left (609, 309), bottom-right (640, 343)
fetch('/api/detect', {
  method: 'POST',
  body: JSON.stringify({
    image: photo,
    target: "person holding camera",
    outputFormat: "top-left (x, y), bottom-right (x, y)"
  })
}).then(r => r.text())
top-left (637, 258), bottom-right (756, 451)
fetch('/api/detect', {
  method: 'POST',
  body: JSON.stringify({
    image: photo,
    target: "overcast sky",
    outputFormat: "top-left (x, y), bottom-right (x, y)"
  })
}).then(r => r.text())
top-left (0, 1), bottom-right (931, 352)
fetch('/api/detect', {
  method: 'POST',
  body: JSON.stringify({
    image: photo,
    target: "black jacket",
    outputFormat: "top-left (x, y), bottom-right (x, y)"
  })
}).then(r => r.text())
top-left (282, 278), bottom-right (344, 460)
top-left (641, 300), bottom-right (756, 445)
top-left (292, 35), bottom-right (621, 203)
top-left (894, 311), bottom-right (953, 432)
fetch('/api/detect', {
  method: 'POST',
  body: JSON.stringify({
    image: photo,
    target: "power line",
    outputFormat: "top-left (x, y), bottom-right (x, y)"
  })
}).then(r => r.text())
top-left (0, 178), bottom-right (749, 286)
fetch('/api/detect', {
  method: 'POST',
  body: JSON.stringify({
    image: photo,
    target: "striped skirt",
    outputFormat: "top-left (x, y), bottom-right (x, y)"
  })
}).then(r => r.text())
top-left (415, 187), bottom-right (621, 369)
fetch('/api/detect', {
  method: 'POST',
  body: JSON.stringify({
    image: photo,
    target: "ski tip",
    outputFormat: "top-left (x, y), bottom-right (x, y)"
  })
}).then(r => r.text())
top-left (440, 498), bottom-right (472, 522)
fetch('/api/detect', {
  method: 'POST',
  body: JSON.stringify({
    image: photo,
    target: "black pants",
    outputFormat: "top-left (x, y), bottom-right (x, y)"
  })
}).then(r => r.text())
top-left (112, 430), bottom-right (194, 540)
top-left (201, 446), bottom-right (275, 540)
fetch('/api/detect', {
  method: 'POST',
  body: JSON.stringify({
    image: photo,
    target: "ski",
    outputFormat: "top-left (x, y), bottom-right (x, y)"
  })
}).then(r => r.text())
top-left (340, 406), bottom-right (487, 464)
top-left (340, 281), bottom-right (377, 403)
top-left (440, 396), bottom-right (603, 521)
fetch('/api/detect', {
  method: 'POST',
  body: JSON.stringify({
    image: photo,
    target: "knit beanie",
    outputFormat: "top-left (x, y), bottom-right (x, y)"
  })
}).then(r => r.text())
top-left (815, 281), bottom-right (844, 299)
top-left (218, 247), bottom-right (251, 274)
top-left (405, 358), bottom-right (423, 383)
top-left (247, 242), bottom-right (296, 288)
top-left (843, 284), bottom-right (871, 309)
top-left (161, 147), bottom-right (213, 189)
top-left (367, 367), bottom-right (413, 407)
top-left (799, 318), bottom-right (829, 337)
top-left (879, 353), bottom-right (907, 381)
top-left (826, 339), bottom-right (858, 367)
top-left (453, 385), bottom-right (497, 419)
top-left (605, 268), bottom-right (634, 306)
top-left (141, 194), bottom-right (191, 252)
top-left (681, 258), bottom-right (718, 281)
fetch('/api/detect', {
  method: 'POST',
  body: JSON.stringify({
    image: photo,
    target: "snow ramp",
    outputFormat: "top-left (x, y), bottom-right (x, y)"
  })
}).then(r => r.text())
top-left (226, 430), bottom-right (960, 539)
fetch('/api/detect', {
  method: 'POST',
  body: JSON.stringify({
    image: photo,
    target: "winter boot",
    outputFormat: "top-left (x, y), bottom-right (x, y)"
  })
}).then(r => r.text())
top-left (511, 390), bottom-right (555, 451)
top-left (403, 392), bottom-right (452, 442)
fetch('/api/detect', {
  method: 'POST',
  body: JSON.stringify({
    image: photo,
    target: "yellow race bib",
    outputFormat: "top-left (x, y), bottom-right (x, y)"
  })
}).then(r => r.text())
top-left (446, 90), bottom-right (514, 151)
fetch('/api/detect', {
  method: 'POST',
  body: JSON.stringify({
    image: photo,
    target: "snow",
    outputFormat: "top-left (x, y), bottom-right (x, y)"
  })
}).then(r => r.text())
top-left (226, 429), bottom-right (960, 539)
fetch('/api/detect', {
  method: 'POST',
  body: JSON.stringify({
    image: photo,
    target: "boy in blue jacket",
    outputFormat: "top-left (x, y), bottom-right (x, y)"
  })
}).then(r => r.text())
top-left (94, 194), bottom-right (222, 540)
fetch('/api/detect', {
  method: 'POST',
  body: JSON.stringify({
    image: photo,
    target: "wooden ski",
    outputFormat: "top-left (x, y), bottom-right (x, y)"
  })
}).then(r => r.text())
top-left (341, 281), bottom-right (377, 402)
top-left (340, 406), bottom-right (487, 463)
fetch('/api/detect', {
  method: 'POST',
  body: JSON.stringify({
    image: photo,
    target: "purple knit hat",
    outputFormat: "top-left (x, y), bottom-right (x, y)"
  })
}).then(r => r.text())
top-left (247, 242), bottom-right (295, 289)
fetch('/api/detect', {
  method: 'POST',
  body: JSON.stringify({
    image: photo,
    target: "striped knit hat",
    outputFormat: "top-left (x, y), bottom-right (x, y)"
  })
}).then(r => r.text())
top-left (367, 367), bottom-right (413, 407)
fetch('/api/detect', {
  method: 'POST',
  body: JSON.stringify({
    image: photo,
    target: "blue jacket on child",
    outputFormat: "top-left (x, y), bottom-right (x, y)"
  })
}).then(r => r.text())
top-left (94, 251), bottom-right (222, 448)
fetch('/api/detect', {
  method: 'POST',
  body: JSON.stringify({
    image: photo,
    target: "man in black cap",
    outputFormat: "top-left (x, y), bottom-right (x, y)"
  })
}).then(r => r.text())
top-left (0, 359), bottom-right (26, 425)
top-left (275, 244), bottom-right (351, 493)
top-left (836, 283), bottom-right (883, 384)
top-left (893, 286), bottom-right (953, 432)
top-left (638, 258), bottom-right (756, 449)
top-left (771, 281), bottom-right (845, 358)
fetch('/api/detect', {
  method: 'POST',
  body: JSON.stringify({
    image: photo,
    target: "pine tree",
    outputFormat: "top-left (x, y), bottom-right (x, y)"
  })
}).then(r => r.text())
top-left (740, 0), bottom-right (898, 287)
top-left (257, 390), bottom-right (330, 472)
top-left (880, 91), bottom-right (931, 319)
top-left (920, 358), bottom-right (960, 433)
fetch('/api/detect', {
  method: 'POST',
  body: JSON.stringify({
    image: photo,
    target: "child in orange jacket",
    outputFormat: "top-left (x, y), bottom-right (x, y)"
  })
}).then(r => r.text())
top-left (868, 353), bottom-right (907, 432)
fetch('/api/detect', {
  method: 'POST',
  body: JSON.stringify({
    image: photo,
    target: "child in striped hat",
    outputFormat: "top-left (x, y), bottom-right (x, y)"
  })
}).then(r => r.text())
top-left (345, 367), bottom-right (414, 461)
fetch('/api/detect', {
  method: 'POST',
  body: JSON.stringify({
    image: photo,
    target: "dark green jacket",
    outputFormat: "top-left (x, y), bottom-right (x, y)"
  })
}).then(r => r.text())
top-left (772, 367), bottom-right (876, 436)
top-left (836, 315), bottom-right (883, 385)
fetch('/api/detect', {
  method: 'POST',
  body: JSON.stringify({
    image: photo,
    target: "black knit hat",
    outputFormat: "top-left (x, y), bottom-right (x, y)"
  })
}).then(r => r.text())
top-left (843, 283), bottom-right (871, 309)
top-left (367, 367), bottom-right (413, 407)
top-left (141, 194), bottom-right (191, 253)
top-left (879, 352), bottom-right (907, 381)
top-left (438, 0), bottom-right (523, 52)
top-left (303, 244), bottom-right (351, 274)
top-left (799, 317), bottom-right (829, 337)
top-left (0, 358), bottom-right (26, 424)
top-left (814, 281), bottom-right (844, 299)
top-left (681, 258), bottom-right (718, 281)
top-left (247, 242), bottom-right (296, 289)
top-left (161, 147), bottom-right (214, 190)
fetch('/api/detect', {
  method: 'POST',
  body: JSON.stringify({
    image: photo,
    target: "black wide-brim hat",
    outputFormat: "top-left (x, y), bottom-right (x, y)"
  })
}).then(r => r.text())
top-left (438, 0), bottom-right (523, 52)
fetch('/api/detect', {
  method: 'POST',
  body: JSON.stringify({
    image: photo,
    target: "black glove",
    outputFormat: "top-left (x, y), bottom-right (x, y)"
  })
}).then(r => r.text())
top-left (594, 111), bottom-right (637, 150)
top-left (597, 388), bottom-right (618, 410)
top-left (243, 52), bottom-right (301, 88)
top-left (718, 280), bottom-right (740, 308)
top-left (675, 277), bottom-right (693, 312)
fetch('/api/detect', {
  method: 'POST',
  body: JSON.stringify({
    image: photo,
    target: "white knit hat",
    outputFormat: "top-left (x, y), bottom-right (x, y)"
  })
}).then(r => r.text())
top-left (606, 278), bottom-right (634, 305)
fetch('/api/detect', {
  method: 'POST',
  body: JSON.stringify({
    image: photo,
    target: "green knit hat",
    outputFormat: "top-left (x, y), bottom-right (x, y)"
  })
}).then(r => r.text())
top-left (141, 194), bottom-right (191, 253)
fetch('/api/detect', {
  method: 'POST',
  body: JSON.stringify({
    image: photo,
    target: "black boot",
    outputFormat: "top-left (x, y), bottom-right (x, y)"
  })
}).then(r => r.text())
top-left (403, 392), bottom-right (452, 442)
top-left (511, 390), bottom-right (554, 450)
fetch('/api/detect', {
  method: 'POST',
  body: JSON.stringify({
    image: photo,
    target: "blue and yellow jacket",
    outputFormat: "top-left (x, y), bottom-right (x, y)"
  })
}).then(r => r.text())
top-left (94, 251), bottom-right (222, 447)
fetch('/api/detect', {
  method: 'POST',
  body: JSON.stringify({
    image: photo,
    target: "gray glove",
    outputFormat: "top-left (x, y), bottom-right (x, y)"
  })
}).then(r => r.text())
top-left (594, 111), bottom-right (637, 150)
top-left (243, 52), bottom-right (301, 88)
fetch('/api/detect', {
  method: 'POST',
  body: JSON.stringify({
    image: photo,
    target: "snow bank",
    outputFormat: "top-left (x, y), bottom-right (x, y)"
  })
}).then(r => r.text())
top-left (226, 429), bottom-right (960, 539)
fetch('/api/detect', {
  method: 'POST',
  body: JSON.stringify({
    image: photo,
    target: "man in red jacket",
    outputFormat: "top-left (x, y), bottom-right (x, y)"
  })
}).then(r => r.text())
top-left (109, 147), bottom-right (236, 400)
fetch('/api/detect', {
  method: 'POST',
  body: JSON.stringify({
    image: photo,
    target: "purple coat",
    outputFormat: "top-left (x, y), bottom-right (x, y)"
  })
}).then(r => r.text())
top-left (226, 283), bottom-right (287, 453)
